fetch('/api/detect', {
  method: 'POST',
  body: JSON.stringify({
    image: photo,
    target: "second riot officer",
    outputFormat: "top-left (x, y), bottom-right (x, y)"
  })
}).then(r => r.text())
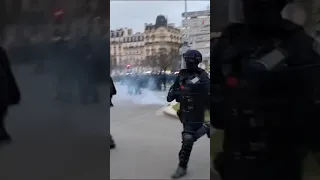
top-left (211, 0), bottom-right (320, 179)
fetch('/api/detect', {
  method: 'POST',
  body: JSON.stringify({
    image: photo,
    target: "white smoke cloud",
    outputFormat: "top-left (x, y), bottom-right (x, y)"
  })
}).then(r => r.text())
top-left (113, 83), bottom-right (167, 105)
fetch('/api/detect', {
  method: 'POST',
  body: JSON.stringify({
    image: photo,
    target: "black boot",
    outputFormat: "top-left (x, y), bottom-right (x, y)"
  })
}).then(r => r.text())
top-left (171, 166), bottom-right (187, 179)
top-left (0, 111), bottom-right (11, 145)
top-left (171, 137), bottom-right (193, 179)
top-left (0, 128), bottom-right (12, 145)
top-left (110, 135), bottom-right (116, 149)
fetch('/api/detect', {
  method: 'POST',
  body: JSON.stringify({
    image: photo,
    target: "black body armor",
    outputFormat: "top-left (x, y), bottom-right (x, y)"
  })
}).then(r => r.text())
top-left (179, 74), bottom-right (209, 124)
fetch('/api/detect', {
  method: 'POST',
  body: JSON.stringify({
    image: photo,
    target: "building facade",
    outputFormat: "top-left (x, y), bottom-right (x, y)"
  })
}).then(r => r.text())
top-left (180, 10), bottom-right (210, 69)
top-left (110, 28), bottom-right (145, 68)
top-left (110, 15), bottom-right (181, 69)
top-left (144, 15), bottom-right (181, 68)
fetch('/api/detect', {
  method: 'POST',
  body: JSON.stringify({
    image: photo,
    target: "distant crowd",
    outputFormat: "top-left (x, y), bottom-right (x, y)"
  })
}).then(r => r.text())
top-left (112, 73), bottom-right (177, 95)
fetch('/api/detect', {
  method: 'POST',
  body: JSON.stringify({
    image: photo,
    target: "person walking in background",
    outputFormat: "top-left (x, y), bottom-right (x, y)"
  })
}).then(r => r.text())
top-left (0, 46), bottom-right (21, 145)
top-left (110, 75), bottom-right (117, 149)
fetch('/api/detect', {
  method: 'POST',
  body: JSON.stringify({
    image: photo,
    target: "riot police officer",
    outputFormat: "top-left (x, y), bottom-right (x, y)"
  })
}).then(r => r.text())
top-left (211, 0), bottom-right (320, 179)
top-left (167, 50), bottom-right (210, 179)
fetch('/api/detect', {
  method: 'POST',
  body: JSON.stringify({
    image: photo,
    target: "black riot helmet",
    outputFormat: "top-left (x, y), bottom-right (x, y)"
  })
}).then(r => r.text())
top-left (183, 50), bottom-right (202, 70)
top-left (241, 0), bottom-right (289, 28)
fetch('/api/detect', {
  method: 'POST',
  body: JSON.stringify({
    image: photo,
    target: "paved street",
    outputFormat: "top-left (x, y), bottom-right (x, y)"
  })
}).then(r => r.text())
top-left (0, 65), bottom-right (110, 180)
top-left (0, 65), bottom-right (210, 180)
top-left (110, 85), bottom-right (210, 179)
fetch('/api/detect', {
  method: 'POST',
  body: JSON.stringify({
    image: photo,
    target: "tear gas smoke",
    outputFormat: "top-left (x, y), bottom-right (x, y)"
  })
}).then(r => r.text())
top-left (113, 82), bottom-right (167, 106)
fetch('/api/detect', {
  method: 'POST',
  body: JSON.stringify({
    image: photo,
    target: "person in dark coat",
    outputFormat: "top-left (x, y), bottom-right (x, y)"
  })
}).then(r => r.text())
top-left (0, 46), bottom-right (20, 145)
top-left (110, 76), bottom-right (116, 149)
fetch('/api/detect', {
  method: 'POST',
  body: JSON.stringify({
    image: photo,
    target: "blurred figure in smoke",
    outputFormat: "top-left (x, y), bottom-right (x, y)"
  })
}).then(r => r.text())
top-left (127, 74), bottom-right (134, 95)
top-left (161, 72), bottom-right (167, 91)
top-left (110, 75), bottom-right (116, 149)
top-left (0, 46), bottom-right (20, 145)
top-left (54, 37), bottom-right (74, 103)
top-left (133, 73), bottom-right (141, 95)
top-left (156, 73), bottom-right (162, 91)
top-left (76, 36), bottom-right (99, 104)
top-left (148, 73), bottom-right (157, 90)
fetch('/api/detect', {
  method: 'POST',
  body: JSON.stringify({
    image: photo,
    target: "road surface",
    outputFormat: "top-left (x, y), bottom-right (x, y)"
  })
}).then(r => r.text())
top-left (0, 65), bottom-right (210, 180)
top-left (0, 65), bottom-right (110, 180)
top-left (110, 84), bottom-right (210, 179)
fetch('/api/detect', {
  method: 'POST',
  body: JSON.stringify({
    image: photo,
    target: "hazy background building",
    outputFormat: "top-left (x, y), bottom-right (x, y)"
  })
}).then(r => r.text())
top-left (110, 15), bottom-right (181, 72)
top-left (2, 0), bottom-right (109, 47)
top-left (180, 10), bottom-right (210, 69)
top-left (144, 15), bottom-right (181, 71)
top-left (110, 28), bottom-right (145, 68)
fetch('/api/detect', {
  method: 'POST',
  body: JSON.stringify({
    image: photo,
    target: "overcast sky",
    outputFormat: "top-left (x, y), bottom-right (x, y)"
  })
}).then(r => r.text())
top-left (110, 1), bottom-right (210, 33)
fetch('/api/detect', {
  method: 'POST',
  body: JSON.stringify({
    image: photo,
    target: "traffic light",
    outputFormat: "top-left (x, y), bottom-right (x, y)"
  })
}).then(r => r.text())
top-left (126, 64), bottom-right (131, 69)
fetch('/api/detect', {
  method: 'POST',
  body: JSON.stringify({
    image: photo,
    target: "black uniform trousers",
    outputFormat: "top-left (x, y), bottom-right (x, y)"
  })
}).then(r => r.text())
top-left (178, 123), bottom-right (204, 168)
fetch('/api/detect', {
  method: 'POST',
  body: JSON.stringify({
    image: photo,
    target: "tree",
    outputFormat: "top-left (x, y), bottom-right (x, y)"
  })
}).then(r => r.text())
top-left (141, 55), bottom-right (158, 71)
top-left (155, 48), bottom-right (180, 72)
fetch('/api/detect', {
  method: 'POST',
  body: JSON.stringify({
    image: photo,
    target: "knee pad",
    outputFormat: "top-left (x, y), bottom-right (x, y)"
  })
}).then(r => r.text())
top-left (182, 133), bottom-right (195, 146)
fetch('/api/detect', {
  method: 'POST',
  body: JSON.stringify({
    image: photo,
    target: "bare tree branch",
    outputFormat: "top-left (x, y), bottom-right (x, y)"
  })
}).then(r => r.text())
top-left (155, 48), bottom-right (179, 71)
